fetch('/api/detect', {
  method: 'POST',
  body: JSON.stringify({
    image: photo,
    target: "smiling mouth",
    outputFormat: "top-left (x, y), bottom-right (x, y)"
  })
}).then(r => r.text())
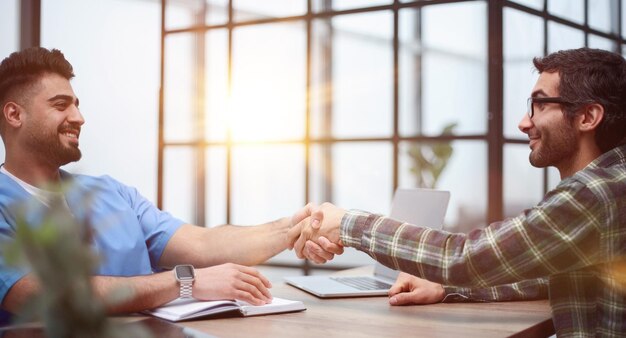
top-left (63, 131), bottom-right (79, 138)
top-left (60, 129), bottom-right (80, 144)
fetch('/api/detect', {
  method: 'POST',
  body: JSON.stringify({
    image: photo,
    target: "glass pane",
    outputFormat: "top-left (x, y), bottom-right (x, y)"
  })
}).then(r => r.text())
top-left (330, 0), bottom-right (392, 11)
top-left (547, 166), bottom-right (561, 190)
top-left (332, 142), bottom-right (393, 211)
top-left (398, 8), bottom-right (422, 137)
top-left (588, 34), bottom-right (617, 51)
top-left (0, 0), bottom-right (18, 160)
top-left (310, 19), bottom-right (331, 140)
top-left (403, 2), bottom-right (487, 136)
top-left (503, 144), bottom-right (543, 218)
top-left (547, 21), bottom-right (585, 53)
top-left (623, 2), bottom-right (626, 37)
top-left (164, 33), bottom-right (197, 143)
top-left (163, 147), bottom-right (195, 224)
top-left (588, 0), bottom-right (616, 33)
top-left (234, 0), bottom-right (306, 21)
top-left (399, 141), bottom-right (487, 233)
top-left (312, 11), bottom-right (393, 139)
top-left (166, 0), bottom-right (204, 31)
top-left (547, 0), bottom-right (584, 24)
top-left (309, 144), bottom-right (331, 204)
top-left (206, 0), bottom-right (229, 25)
top-left (204, 30), bottom-right (229, 142)
top-left (205, 147), bottom-right (227, 227)
top-left (42, 0), bottom-right (160, 202)
top-left (0, 0), bottom-right (18, 58)
top-left (503, 8), bottom-right (543, 139)
top-left (509, 0), bottom-right (543, 10)
top-left (231, 22), bottom-right (306, 142)
top-left (231, 145), bottom-right (305, 224)
top-left (325, 141), bottom-right (393, 268)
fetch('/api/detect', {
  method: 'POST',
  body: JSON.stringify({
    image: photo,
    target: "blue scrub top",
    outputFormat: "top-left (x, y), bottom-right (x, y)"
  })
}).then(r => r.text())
top-left (0, 170), bottom-right (185, 323)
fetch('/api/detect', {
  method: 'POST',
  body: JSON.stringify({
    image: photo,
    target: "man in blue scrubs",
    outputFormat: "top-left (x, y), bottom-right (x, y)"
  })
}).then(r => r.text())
top-left (0, 47), bottom-right (306, 322)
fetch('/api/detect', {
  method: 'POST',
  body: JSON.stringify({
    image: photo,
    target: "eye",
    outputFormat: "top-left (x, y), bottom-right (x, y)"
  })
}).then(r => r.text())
top-left (54, 102), bottom-right (69, 110)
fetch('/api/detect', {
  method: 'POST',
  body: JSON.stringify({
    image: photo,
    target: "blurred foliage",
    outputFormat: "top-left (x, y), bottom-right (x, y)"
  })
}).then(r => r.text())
top-left (408, 122), bottom-right (457, 189)
top-left (3, 186), bottom-right (152, 338)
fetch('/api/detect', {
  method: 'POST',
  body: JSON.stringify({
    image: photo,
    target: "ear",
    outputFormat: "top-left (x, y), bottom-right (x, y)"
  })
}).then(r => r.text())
top-left (577, 103), bottom-right (604, 132)
top-left (2, 102), bottom-right (23, 128)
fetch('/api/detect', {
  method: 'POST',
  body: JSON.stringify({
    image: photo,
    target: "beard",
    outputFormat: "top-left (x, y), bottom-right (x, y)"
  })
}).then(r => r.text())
top-left (25, 122), bottom-right (82, 167)
top-left (528, 119), bottom-right (578, 169)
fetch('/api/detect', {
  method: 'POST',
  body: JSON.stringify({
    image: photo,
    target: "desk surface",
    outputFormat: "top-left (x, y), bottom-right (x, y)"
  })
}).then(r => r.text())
top-left (177, 267), bottom-right (555, 338)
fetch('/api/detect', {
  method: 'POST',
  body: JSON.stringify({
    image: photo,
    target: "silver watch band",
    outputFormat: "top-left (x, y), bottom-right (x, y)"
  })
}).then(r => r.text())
top-left (180, 280), bottom-right (193, 298)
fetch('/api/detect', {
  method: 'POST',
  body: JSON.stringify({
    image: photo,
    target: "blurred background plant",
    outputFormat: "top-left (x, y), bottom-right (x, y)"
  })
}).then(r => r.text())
top-left (408, 122), bottom-right (457, 189)
top-left (2, 187), bottom-right (152, 338)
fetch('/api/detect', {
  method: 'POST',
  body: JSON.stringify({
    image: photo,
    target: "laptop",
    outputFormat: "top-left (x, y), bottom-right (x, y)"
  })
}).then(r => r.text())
top-left (284, 188), bottom-right (450, 298)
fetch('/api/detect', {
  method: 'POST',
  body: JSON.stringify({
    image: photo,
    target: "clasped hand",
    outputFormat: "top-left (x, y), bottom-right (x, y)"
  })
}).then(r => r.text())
top-left (287, 202), bottom-right (347, 264)
top-left (287, 203), bottom-right (446, 306)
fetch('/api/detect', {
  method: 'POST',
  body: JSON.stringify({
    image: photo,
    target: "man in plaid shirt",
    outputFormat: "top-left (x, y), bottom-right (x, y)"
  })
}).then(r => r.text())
top-left (290, 47), bottom-right (626, 337)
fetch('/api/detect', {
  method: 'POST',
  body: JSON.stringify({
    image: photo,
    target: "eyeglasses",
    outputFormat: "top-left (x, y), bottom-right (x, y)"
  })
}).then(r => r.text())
top-left (526, 97), bottom-right (574, 118)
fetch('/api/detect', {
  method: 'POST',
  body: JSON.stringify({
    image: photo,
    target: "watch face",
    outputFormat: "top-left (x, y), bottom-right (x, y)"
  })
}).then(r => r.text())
top-left (176, 265), bottom-right (194, 280)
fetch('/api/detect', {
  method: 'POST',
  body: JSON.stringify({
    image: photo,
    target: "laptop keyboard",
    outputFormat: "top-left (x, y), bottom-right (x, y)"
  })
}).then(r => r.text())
top-left (330, 277), bottom-right (393, 290)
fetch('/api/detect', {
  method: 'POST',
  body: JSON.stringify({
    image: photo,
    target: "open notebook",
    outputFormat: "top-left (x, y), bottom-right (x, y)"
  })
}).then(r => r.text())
top-left (146, 297), bottom-right (305, 322)
top-left (284, 188), bottom-right (450, 298)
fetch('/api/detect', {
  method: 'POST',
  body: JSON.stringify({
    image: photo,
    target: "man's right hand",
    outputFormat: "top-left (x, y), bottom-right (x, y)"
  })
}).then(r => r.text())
top-left (192, 263), bottom-right (272, 305)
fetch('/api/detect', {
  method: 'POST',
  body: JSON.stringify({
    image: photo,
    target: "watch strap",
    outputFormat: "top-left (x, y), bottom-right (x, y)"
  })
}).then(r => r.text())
top-left (179, 279), bottom-right (193, 298)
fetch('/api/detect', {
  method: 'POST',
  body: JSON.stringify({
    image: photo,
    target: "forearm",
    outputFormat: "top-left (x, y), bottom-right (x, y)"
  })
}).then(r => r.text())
top-left (441, 278), bottom-right (549, 303)
top-left (93, 272), bottom-right (178, 314)
top-left (340, 210), bottom-right (566, 287)
top-left (2, 272), bottom-right (179, 315)
top-left (199, 220), bottom-right (290, 266)
top-left (160, 219), bottom-right (292, 268)
top-left (340, 183), bottom-right (603, 287)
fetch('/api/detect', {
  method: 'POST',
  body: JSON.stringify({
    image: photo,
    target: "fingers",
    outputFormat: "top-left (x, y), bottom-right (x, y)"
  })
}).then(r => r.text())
top-left (304, 246), bottom-right (329, 264)
top-left (291, 203), bottom-right (319, 226)
top-left (387, 273), bottom-right (446, 305)
top-left (304, 241), bottom-right (334, 263)
top-left (294, 217), bottom-right (318, 258)
top-left (286, 221), bottom-right (303, 250)
top-left (309, 208), bottom-right (323, 229)
top-left (197, 264), bottom-right (274, 305)
top-left (389, 292), bottom-right (417, 306)
top-left (234, 271), bottom-right (272, 305)
top-left (237, 264), bottom-right (272, 289)
top-left (317, 236), bottom-right (344, 255)
top-left (388, 281), bottom-right (406, 297)
top-left (293, 231), bottom-right (308, 259)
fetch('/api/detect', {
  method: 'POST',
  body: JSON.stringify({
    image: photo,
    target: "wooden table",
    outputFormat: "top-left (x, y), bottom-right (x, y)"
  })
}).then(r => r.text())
top-left (177, 267), bottom-right (555, 338)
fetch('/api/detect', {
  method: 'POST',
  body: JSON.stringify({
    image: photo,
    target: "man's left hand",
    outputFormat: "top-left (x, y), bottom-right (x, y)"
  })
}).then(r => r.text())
top-left (388, 272), bottom-right (445, 306)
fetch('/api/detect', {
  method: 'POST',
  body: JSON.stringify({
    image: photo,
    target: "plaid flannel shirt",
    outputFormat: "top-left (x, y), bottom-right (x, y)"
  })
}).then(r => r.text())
top-left (340, 144), bottom-right (626, 337)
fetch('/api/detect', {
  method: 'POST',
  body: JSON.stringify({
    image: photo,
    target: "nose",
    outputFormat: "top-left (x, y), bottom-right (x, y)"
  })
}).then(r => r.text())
top-left (68, 105), bottom-right (85, 126)
top-left (518, 112), bottom-right (532, 135)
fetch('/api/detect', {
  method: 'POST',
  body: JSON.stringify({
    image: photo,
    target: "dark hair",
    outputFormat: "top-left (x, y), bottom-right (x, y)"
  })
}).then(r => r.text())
top-left (533, 47), bottom-right (626, 152)
top-left (0, 47), bottom-right (74, 106)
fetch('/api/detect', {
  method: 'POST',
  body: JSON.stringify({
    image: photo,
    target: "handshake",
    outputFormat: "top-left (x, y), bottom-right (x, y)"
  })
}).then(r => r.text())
top-left (287, 202), bottom-right (348, 264)
top-left (284, 202), bottom-right (447, 305)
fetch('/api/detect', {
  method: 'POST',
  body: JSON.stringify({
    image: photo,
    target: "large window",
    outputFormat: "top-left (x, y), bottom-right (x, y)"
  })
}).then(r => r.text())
top-left (40, 0), bottom-right (162, 202)
top-left (0, 0), bottom-right (20, 162)
top-left (6, 0), bottom-right (621, 275)
top-left (160, 0), bottom-right (626, 274)
top-left (503, 0), bottom-right (624, 217)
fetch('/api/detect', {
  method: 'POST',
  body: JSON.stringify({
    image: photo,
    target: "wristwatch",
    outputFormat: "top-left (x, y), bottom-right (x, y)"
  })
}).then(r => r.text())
top-left (174, 264), bottom-right (195, 298)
